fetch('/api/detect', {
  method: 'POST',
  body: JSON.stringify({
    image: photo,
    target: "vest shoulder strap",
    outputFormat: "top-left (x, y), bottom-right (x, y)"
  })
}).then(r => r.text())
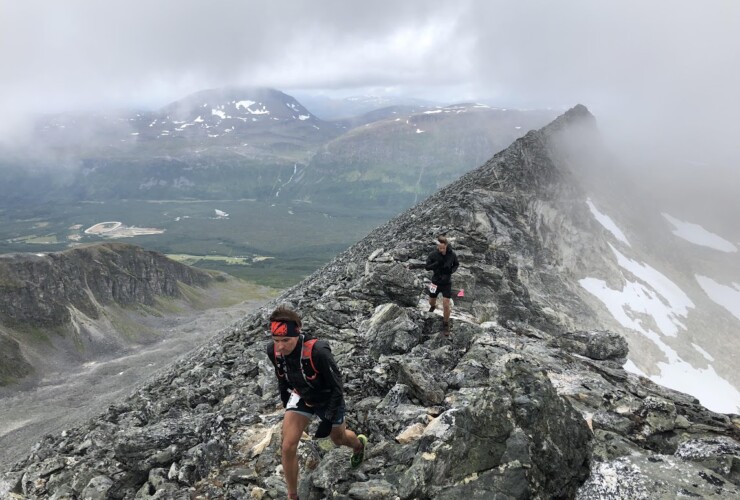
top-left (301, 338), bottom-right (319, 383)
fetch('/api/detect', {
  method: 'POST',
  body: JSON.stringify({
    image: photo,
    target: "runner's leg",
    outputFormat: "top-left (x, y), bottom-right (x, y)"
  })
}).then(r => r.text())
top-left (329, 423), bottom-right (362, 450)
top-left (282, 411), bottom-right (311, 498)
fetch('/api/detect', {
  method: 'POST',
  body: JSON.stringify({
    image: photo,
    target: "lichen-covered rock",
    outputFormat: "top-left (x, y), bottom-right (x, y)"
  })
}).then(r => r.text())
top-left (361, 303), bottom-right (421, 358)
top-left (80, 475), bottom-right (114, 500)
top-left (577, 455), bottom-right (740, 499)
top-left (347, 479), bottom-right (398, 499)
top-left (675, 436), bottom-right (740, 484)
top-left (550, 329), bottom-right (629, 362)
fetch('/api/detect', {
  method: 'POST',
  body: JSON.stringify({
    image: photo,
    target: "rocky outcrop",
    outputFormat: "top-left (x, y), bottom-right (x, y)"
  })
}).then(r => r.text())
top-left (2, 107), bottom-right (738, 499)
top-left (0, 243), bottom-right (211, 328)
top-left (0, 333), bottom-right (33, 384)
top-left (0, 243), bottom-right (213, 387)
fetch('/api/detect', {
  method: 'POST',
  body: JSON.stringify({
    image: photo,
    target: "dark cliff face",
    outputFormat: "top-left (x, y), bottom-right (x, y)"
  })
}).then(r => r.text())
top-left (0, 335), bottom-right (33, 385)
top-left (0, 243), bottom-right (214, 387)
top-left (0, 243), bottom-right (212, 328)
top-left (2, 108), bottom-right (739, 499)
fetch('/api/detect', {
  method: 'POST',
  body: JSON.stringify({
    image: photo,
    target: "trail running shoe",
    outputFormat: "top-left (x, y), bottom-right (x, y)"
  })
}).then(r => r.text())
top-left (350, 434), bottom-right (367, 468)
top-left (428, 305), bottom-right (436, 312)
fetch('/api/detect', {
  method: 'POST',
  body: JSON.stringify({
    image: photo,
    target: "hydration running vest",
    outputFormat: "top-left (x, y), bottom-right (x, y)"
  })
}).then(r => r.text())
top-left (273, 335), bottom-right (319, 389)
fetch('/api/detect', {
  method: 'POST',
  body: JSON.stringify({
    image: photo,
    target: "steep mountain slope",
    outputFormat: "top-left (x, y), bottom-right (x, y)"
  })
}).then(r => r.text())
top-left (2, 107), bottom-right (738, 499)
top-left (0, 243), bottom-right (227, 387)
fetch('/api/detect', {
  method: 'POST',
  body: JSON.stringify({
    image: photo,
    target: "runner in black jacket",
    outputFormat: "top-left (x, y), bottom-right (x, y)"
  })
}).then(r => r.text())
top-left (266, 305), bottom-right (367, 500)
top-left (413, 236), bottom-right (459, 333)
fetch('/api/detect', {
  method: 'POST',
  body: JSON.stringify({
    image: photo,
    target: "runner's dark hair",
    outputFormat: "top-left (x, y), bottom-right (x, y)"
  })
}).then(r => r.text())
top-left (270, 305), bottom-right (302, 327)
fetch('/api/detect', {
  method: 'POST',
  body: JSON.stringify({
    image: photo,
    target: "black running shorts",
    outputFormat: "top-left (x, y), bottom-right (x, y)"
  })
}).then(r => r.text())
top-left (427, 282), bottom-right (452, 299)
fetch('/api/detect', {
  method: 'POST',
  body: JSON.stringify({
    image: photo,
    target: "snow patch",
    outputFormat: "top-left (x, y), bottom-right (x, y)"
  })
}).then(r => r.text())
top-left (579, 277), bottom-right (682, 336)
top-left (651, 343), bottom-right (739, 413)
top-left (695, 275), bottom-right (740, 321)
top-left (586, 198), bottom-right (630, 246)
top-left (623, 359), bottom-right (646, 377)
top-left (211, 109), bottom-right (226, 120)
top-left (298, 115), bottom-right (310, 120)
top-left (580, 249), bottom-right (740, 413)
top-left (235, 100), bottom-right (256, 110)
top-left (662, 213), bottom-right (737, 252)
top-left (580, 245), bottom-right (693, 337)
top-left (691, 343), bottom-right (715, 362)
top-left (627, 323), bottom-right (738, 413)
top-left (416, 129), bottom-right (425, 134)
top-left (611, 245), bottom-right (694, 333)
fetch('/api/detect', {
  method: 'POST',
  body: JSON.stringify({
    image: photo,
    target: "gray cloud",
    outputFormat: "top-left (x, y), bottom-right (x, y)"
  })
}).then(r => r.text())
top-left (1, 0), bottom-right (738, 214)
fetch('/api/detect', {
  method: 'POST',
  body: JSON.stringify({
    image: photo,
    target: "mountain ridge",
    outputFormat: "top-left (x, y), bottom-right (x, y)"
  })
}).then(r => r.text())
top-left (0, 243), bottom-right (217, 387)
top-left (0, 87), bottom-right (556, 212)
top-left (2, 106), bottom-right (738, 498)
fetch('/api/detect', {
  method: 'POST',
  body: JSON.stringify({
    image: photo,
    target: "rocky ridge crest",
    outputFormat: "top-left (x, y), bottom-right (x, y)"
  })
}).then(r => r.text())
top-left (2, 106), bottom-right (738, 499)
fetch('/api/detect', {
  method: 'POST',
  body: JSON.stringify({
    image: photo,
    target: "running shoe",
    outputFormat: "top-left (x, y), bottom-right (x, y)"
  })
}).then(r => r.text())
top-left (350, 434), bottom-right (368, 468)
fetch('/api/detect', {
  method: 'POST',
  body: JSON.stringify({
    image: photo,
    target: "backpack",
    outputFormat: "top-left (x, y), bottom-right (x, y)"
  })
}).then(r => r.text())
top-left (274, 335), bottom-right (319, 389)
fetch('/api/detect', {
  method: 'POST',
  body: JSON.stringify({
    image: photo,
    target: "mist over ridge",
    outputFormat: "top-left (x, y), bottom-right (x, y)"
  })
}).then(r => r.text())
top-left (1, 1), bottom-right (737, 215)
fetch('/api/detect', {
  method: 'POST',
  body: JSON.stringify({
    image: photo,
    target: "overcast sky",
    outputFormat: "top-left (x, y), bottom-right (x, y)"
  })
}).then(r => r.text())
top-left (1, 0), bottom-right (739, 196)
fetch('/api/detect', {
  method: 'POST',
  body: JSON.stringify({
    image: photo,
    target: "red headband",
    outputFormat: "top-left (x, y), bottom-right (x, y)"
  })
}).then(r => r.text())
top-left (270, 320), bottom-right (300, 337)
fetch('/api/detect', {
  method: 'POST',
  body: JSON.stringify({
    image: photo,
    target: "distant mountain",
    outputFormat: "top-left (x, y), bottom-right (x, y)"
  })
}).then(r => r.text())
top-left (1, 88), bottom-right (556, 210)
top-left (0, 243), bottom-right (215, 386)
top-left (33, 87), bottom-right (340, 156)
top-left (291, 104), bottom-right (559, 207)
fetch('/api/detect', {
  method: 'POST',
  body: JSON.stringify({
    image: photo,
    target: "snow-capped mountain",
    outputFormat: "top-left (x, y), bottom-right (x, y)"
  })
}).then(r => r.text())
top-left (3, 90), bottom-right (556, 209)
top-left (34, 87), bottom-right (334, 150)
top-left (144, 87), bottom-right (326, 140)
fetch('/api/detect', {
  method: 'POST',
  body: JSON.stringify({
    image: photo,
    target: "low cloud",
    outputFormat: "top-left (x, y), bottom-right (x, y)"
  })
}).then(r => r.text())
top-left (0, 0), bottom-right (737, 212)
